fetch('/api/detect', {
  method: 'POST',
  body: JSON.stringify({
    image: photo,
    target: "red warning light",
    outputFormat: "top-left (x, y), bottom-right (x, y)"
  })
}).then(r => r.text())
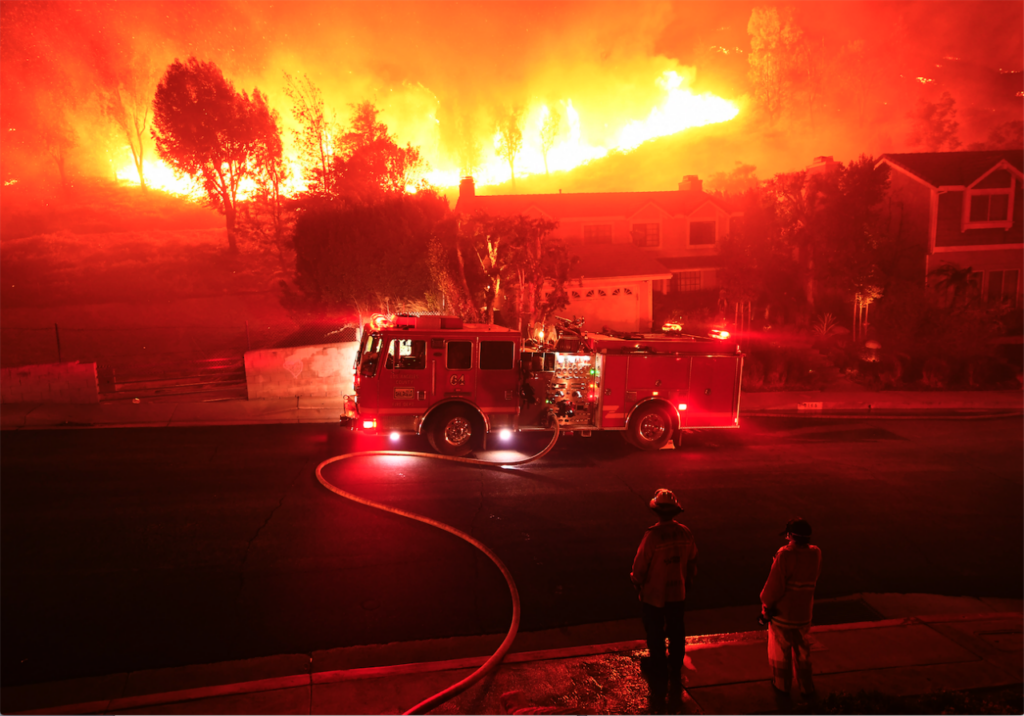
top-left (710, 329), bottom-right (730, 340)
top-left (369, 314), bottom-right (393, 331)
top-left (362, 419), bottom-right (377, 430)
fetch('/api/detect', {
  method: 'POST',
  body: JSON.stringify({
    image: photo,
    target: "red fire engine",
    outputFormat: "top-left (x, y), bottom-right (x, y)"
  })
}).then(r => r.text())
top-left (345, 314), bottom-right (743, 455)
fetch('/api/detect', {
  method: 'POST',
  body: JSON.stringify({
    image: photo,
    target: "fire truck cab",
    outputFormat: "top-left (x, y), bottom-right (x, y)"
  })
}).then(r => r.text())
top-left (347, 314), bottom-right (743, 456)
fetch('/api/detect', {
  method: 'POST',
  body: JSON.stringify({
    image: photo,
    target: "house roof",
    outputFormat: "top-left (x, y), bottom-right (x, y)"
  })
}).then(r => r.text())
top-left (878, 150), bottom-right (1024, 188)
top-left (567, 244), bottom-right (672, 281)
top-left (457, 188), bottom-right (734, 219)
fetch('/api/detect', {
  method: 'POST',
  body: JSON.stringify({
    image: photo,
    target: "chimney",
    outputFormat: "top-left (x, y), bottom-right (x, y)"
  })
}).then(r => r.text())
top-left (679, 175), bottom-right (702, 192)
top-left (459, 176), bottom-right (476, 200)
top-left (806, 156), bottom-right (836, 175)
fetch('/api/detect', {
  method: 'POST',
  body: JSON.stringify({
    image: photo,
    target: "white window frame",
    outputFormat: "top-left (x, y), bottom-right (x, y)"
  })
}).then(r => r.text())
top-left (583, 224), bottom-right (613, 245)
top-left (986, 268), bottom-right (1020, 307)
top-left (962, 168), bottom-right (1015, 232)
top-left (688, 219), bottom-right (717, 246)
top-left (630, 222), bottom-right (661, 248)
top-left (672, 270), bottom-right (702, 293)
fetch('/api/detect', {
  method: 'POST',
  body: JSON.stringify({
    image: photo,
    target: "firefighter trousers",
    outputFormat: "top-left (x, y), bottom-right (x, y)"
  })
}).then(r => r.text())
top-left (767, 621), bottom-right (815, 696)
top-left (641, 600), bottom-right (686, 680)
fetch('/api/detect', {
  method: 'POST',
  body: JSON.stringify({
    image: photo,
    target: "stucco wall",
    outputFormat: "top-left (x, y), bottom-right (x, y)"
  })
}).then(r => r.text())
top-left (1, 361), bottom-right (99, 404)
top-left (244, 343), bottom-right (357, 400)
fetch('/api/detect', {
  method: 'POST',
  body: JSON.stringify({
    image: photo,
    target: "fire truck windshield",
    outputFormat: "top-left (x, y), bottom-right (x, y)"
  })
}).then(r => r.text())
top-left (359, 334), bottom-right (384, 378)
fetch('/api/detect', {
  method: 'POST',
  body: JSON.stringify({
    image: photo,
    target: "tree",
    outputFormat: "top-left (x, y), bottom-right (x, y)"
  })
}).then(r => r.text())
top-left (495, 106), bottom-right (524, 188)
top-left (908, 91), bottom-right (961, 152)
top-left (240, 91), bottom-right (294, 271)
top-left (39, 106), bottom-right (76, 191)
top-left (502, 216), bottom-right (571, 332)
top-left (292, 191), bottom-right (448, 323)
top-left (104, 57), bottom-right (155, 191)
top-left (706, 162), bottom-right (759, 196)
top-left (929, 263), bottom-right (979, 309)
top-left (452, 212), bottom-right (565, 327)
top-left (283, 72), bottom-right (337, 199)
top-left (539, 106), bottom-right (561, 176)
top-left (968, 120), bottom-right (1023, 151)
top-left (747, 7), bottom-right (803, 126)
top-left (152, 57), bottom-right (277, 252)
top-left (332, 101), bottom-right (424, 203)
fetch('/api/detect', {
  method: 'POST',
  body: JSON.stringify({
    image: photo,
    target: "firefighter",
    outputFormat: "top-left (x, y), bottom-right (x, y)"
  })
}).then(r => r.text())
top-left (630, 488), bottom-right (698, 690)
top-left (760, 517), bottom-right (822, 699)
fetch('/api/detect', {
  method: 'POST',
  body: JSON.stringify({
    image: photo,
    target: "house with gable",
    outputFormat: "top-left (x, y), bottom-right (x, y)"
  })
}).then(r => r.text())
top-left (455, 175), bottom-right (740, 332)
top-left (876, 150), bottom-right (1023, 306)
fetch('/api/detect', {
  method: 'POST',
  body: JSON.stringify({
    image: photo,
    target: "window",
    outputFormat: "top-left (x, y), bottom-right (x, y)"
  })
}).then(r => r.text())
top-left (631, 223), bottom-right (660, 248)
top-left (388, 339), bottom-right (426, 370)
top-left (672, 271), bottom-right (701, 292)
top-left (987, 269), bottom-right (1019, 307)
top-left (480, 341), bottom-right (514, 370)
top-left (359, 335), bottom-right (384, 377)
top-left (583, 224), bottom-right (612, 245)
top-left (964, 169), bottom-right (1014, 230)
top-left (689, 221), bottom-right (716, 246)
top-left (447, 341), bottom-right (472, 369)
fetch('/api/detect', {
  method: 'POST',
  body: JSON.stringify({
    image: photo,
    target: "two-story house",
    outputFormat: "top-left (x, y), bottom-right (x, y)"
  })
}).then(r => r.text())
top-left (454, 176), bottom-right (740, 331)
top-left (877, 150), bottom-right (1023, 306)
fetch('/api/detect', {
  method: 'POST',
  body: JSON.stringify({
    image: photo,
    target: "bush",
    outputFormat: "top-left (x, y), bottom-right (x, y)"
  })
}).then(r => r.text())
top-left (922, 357), bottom-right (953, 389)
top-left (743, 356), bottom-right (765, 391)
top-left (967, 357), bottom-right (1020, 389)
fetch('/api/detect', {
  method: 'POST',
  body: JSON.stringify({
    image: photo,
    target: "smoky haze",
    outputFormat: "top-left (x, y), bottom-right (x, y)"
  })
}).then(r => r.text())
top-left (1, 0), bottom-right (1021, 198)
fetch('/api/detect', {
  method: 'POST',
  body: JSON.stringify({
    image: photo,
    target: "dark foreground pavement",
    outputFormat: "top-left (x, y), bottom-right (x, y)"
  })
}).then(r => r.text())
top-left (2, 594), bottom-right (1020, 715)
top-left (2, 391), bottom-right (1021, 713)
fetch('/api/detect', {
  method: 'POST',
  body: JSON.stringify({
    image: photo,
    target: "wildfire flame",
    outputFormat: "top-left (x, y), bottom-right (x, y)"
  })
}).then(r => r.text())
top-left (116, 69), bottom-right (738, 198)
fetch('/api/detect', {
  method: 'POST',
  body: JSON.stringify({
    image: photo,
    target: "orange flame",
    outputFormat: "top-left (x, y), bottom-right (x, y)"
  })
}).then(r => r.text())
top-left (116, 69), bottom-right (738, 198)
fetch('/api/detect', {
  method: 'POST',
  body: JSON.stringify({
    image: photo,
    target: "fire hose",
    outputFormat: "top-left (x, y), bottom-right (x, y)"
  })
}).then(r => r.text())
top-left (315, 412), bottom-right (560, 715)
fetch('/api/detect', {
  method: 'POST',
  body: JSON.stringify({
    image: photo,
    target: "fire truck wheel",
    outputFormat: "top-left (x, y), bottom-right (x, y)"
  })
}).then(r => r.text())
top-left (627, 404), bottom-right (673, 451)
top-left (428, 405), bottom-right (479, 457)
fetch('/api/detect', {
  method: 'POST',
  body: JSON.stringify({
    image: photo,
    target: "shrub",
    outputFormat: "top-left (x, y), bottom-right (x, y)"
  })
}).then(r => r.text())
top-left (967, 357), bottom-right (1019, 389)
top-left (742, 356), bottom-right (765, 390)
top-left (763, 351), bottom-right (788, 389)
top-left (922, 357), bottom-right (953, 389)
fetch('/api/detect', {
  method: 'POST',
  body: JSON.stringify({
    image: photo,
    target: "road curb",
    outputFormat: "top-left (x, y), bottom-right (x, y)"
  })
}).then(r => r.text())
top-left (10, 611), bottom-right (1022, 715)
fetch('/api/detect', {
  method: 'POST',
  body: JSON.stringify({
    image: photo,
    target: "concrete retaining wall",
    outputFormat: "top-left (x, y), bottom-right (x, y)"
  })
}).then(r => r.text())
top-left (244, 343), bottom-right (357, 400)
top-left (1, 361), bottom-right (100, 404)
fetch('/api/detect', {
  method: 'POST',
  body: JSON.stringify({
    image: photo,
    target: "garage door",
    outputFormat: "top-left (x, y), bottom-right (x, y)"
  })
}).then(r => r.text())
top-left (565, 285), bottom-right (639, 332)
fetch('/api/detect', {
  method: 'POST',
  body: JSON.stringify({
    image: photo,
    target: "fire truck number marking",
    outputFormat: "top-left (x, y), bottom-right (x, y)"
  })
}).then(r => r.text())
top-left (394, 387), bottom-right (415, 400)
top-left (449, 374), bottom-right (465, 386)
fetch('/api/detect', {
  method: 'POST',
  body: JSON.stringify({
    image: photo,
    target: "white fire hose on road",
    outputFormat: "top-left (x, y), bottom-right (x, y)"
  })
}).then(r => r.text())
top-left (315, 414), bottom-right (560, 715)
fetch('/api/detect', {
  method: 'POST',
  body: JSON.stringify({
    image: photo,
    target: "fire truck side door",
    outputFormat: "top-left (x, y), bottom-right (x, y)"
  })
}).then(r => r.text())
top-left (686, 356), bottom-right (739, 427)
top-left (437, 339), bottom-right (477, 403)
top-left (378, 337), bottom-right (431, 414)
top-left (477, 339), bottom-right (519, 416)
top-left (599, 354), bottom-right (629, 428)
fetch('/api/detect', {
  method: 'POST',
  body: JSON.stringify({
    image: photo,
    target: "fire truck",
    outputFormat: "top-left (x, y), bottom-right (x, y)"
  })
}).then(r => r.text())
top-left (344, 314), bottom-right (743, 455)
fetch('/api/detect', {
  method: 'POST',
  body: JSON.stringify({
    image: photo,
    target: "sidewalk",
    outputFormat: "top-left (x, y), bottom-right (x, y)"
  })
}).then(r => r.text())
top-left (2, 390), bottom-right (1021, 431)
top-left (2, 594), bottom-right (1020, 715)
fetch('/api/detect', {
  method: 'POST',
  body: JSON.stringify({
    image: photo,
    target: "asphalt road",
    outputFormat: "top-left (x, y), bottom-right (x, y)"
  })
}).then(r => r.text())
top-left (2, 415), bottom-right (1021, 687)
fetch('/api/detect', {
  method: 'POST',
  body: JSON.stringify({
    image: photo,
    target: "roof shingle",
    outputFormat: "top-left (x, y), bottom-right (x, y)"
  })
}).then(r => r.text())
top-left (879, 150), bottom-right (1024, 188)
